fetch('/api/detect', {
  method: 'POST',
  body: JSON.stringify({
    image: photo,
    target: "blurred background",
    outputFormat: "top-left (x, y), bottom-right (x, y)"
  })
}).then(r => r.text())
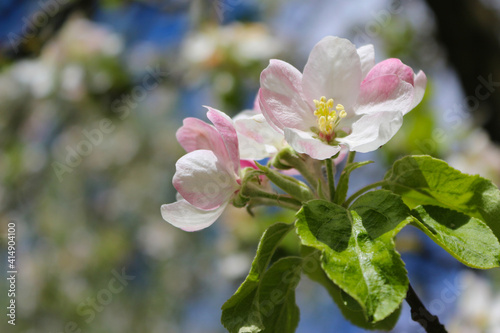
top-left (1, 0), bottom-right (500, 332)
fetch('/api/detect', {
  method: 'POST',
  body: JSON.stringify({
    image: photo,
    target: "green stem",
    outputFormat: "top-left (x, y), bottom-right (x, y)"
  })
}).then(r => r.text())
top-left (242, 183), bottom-right (302, 209)
top-left (248, 198), bottom-right (302, 211)
top-left (325, 158), bottom-right (335, 202)
top-left (343, 180), bottom-right (387, 207)
top-left (255, 162), bottom-right (313, 202)
top-left (277, 150), bottom-right (318, 191)
top-left (346, 151), bottom-right (356, 165)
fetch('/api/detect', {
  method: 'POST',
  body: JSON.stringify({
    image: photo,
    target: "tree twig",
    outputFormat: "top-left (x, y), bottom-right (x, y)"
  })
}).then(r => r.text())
top-left (406, 283), bottom-right (448, 333)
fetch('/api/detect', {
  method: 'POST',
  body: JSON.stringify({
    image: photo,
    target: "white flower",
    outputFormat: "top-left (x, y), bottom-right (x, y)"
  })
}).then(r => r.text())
top-left (259, 36), bottom-right (427, 160)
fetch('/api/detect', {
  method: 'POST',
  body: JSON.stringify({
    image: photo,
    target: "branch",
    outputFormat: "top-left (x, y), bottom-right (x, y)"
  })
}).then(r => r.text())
top-left (406, 283), bottom-right (448, 333)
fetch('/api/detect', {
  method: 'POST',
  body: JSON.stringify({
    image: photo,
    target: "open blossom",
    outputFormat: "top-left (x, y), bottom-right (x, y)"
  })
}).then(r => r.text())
top-left (233, 97), bottom-right (287, 160)
top-left (161, 107), bottom-right (244, 231)
top-left (234, 97), bottom-right (348, 167)
top-left (259, 36), bottom-right (427, 160)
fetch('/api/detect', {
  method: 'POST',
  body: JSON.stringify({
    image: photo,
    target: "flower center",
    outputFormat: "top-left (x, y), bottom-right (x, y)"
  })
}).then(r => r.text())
top-left (313, 96), bottom-right (346, 142)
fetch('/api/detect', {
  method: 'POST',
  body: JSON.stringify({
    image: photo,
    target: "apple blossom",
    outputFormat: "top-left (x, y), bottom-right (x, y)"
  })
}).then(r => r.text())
top-left (161, 107), bottom-right (243, 231)
top-left (157, 34), bottom-right (500, 333)
top-left (259, 36), bottom-right (427, 160)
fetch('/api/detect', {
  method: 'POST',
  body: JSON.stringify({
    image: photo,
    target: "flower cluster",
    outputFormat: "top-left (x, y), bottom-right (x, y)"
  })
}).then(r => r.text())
top-left (161, 36), bottom-right (426, 231)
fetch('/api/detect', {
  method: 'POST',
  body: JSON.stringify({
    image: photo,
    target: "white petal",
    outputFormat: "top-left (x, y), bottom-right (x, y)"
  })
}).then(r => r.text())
top-left (237, 133), bottom-right (271, 160)
top-left (410, 70), bottom-right (427, 111)
top-left (302, 36), bottom-right (362, 109)
top-left (234, 113), bottom-right (281, 144)
top-left (161, 200), bottom-right (227, 232)
top-left (357, 44), bottom-right (375, 79)
top-left (173, 150), bottom-right (239, 210)
top-left (233, 109), bottom-right (259, 121)
top-left (338, 111), bottom-right (403, 153)
top-left (284, 127), bottom-right (341, 160)
top-left (234, 111), bottom-right (282, 159)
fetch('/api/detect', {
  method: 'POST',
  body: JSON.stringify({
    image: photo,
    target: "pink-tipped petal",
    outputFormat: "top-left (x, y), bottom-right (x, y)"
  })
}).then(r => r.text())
top-left (302, 36), bottom-right (362, 109)
top-left (206, 107), bottom-right (241, 175)
top-left (173, 150), bottom-right (239, 210)
top-left (357, 44), bottom-right (375, 79)
top-left (284, 127), bottom-right (342, 160)
top-left (161, 200), bottom-right (227, 232)
top-left (260, 59), bottom-right (316, 132)
top-left (410, 70), bottom-right (427, 111)
top-left (364, 58), bottom-right (414, 86)
top-left (338, 111), bottom-right (403, 153)
top-left (356, 74), bottom-right (414, 115)
top-left (176, 118), bottom-right (229, 162)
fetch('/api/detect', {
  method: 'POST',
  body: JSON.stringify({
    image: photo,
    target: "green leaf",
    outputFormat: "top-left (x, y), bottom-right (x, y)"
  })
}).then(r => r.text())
top-left (383, 155), bottom-right (500, 241)
top-left (301, 246), bottom-right (402, 330)
top-left (221, 222), bottom-right (294, 333)
top-left (411, 205), bottom-right (500, 269)
top-left (258, 257), bottom-right (302, 333)
top-left (350, 190), bottom-right (411, 238)
top-left (296, 200), bottom-right (408, 323)
top-left (334, 161), bottom-right (373, 204)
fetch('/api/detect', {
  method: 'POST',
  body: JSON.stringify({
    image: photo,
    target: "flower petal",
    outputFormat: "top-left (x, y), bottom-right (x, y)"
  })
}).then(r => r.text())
top-left (334, 147), bottom-right (349, 165)
top-left (233, 110), bottom-right (281, 159)
top-left (240, 159), bottom-right (258, 170)
top-left (357, 44), bottom-right (375, 79)
top-left (259, 60), bottom-right (316, 132)
top-left (206, 107), bottom-right (240, 175)
top-left (338, 111), bottom-right (403, 153)
top-left (302, 36), bottom-right (362, 109)
top-left (356, 74), bottom-right (414, 115)
top-left (363, 58), bottom-right (414, 85)
top-left (410, 70), bottom-right (427, 111)
top-left (235, 111), bottom-right (283, 143)
top-left (237, 133), bottom-right (271, 160)
top-left (284, 127), bottom-right (341, 160)
top-left (176, 118), bottom-right (229, 162)
top-left (161, 200), bottom-right (227, 232)
top-left (173, 149), bottom-right (239, 210)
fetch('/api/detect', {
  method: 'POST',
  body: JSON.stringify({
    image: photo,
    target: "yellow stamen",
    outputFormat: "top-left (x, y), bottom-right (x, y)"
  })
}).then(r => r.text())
top-left (313, 96), bottom-right (347, 142)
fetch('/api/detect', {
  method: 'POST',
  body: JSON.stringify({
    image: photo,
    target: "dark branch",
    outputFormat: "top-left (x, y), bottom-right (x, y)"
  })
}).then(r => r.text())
top-left (406, 283), bottom-right (448, 333)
